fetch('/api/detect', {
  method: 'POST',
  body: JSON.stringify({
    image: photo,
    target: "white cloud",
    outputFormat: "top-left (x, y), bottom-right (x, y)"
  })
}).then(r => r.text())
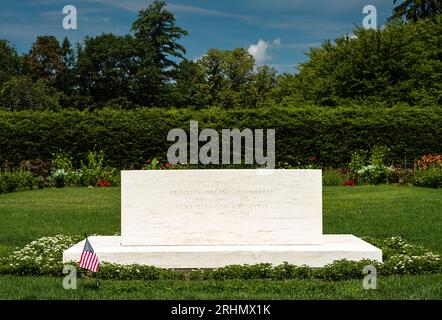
top-left (248, 38), bottom-right (282, 64)
top-left (273, 38), bottom-right (281, 47)
top-left (248, 39), bottom-right (271, 64)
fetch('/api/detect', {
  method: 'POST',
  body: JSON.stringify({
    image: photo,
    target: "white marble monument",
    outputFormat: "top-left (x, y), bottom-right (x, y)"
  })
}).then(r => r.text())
top-left (63, 170), bottom-right (382, 268)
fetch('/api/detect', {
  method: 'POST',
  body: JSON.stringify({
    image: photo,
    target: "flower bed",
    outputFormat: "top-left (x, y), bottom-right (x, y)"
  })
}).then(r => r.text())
top-left (0, 235), bottom-right (440, 281)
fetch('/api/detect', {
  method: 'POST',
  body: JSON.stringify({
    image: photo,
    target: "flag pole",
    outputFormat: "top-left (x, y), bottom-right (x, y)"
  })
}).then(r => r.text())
top-left (80, 232), bottom-right (101, 289)
top-left (83, 232), bottom-right (91, 281)
top-left (85, 233), bottom-right (101, 289)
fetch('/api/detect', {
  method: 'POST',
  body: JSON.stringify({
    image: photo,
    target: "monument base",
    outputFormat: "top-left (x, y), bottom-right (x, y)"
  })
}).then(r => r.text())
top-left (63, 235), bottom-right (382, 268)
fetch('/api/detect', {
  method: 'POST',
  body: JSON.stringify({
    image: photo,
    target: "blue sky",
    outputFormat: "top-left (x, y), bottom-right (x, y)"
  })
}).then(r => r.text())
top-left (0, 0), bottom-right (395, 73)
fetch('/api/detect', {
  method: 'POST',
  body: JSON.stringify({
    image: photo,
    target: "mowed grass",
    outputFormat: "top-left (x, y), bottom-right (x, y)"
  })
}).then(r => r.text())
top-left (0, 274), bottom-right (441, 300)
top-left (0, 185), bottom-right (441, 255)
top-left (323, 186), bottom-right (442, 253)
top-left (0, 185), bottom-right (441, 299)
top-left (0, 188), bottom-right (120, 256)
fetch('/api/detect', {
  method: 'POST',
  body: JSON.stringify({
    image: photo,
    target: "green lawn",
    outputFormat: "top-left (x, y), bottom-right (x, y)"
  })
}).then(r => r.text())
top-left (1, 274), bottom-right (441, 300)
top-left (0, 185), bottom-right (441, 299)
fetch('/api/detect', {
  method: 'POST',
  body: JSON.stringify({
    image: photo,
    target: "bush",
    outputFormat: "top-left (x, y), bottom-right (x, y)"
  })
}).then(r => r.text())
top-left (415, 154), bottom-right (442, 170)
top-left (322, 169), bottom-right (347, 186)
top-left (50, 151), bottom-right (119, 187)
top-left (0, 106), bottom-right (441, 169)
top-left (349, 146), bottom-right (397, 185)
top-left (412, 168), bottom-right (442, 188)
top-left (0, 170), bottom-right (37, 194)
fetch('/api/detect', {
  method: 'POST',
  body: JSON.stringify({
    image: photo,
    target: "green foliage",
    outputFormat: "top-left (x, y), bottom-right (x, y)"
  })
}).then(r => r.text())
top-left (1, 235), bottom-right (440, 281)
top-left (1, 2), bottom-right (442, 109)
top-left (0, 76), bottom-right (61, 111)
top-left (76, 151), bottom-right (118, 187)
top-left (364, 236), bottom-right (442, 275)
top-left (0, 106), bottom-right (441, 168)
top-left (412, 168), bottom-right (442, 188)
top-left (349, 152), bottom-right (367, 180)
top-left (52, 151), bottom-right (73, 171)
top-left (25, 35), bottom-right (66, 84)
top-left (196, 48), bottom-right (257, 108)
top-left (295, 15), bottom-right (442, 106)
top-left (0, 170), bottom-right (37, 194)
top-left (130, 0), bottom-right (188, 105)
top-left (0, 40), bottom-right (21, 86)
top-left (76, 34), bottom-right (138, 104)
top-left (170, 60), bottom-right (209, 108)
top-left (50, 151), bottom-right (119, 188)
top-left (349, 146), bottom-right (397, 185)
top-left (322, 169), bottom-right (347, 186)
top-left (390, 0), bottom-right (442, 22)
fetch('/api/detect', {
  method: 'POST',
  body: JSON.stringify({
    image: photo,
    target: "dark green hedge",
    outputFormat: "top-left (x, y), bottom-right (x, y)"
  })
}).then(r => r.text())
top-left (0, 106), bottom-right (441, 168)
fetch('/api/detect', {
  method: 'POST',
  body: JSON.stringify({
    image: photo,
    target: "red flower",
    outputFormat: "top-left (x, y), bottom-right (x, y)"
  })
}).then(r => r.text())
top-left (97, 179), bottom-right (111, 187)
top-left (146, 159), bottom-right (151, 164)
top-left (309, 155), bottom-right (317, 161)
top-left (342, 179), bottom-right (356, 187)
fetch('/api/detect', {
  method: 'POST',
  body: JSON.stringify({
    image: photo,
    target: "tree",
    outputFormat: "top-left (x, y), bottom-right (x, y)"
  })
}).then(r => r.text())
top-left (0, 76), bottom-right (61, 111)
top-left (293, 16), bottom-right (442, 106)
top-left (250, 65), bottom-right (278, 106)
top-left (58, 37), bottom-right (76, 100)
top-left (198, 48), bottom-right (255, 108)
top-left (390, 0), bottom-right (442, 22)
top-left (131, 0), bottom-right (188, 105)
top-left (0, 40), bottom-right (20, 86)
top-left (25, 36), bottom-right (65, 83)
top-left (170, 59), bottom-right (208, 108)
top-left (76, 33), bottom-right (138, 104)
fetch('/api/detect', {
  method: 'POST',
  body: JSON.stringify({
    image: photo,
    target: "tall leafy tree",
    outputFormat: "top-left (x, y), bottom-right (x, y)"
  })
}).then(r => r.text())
top-left (198, 48), bottom-right (255, 108)
top-left (391, 0), bottom-right (442, 22)
top-left (76, 33), bottom-right (137, 104)
top-left (0, 40), bottom-right (21, 86)
top-left (25, 36), bottom-right (65, 83)
top-left (291, 15), bottom-right (442, 106)
top-left (58, 37), bottom-right (76, 97)
top-left (170, 59), bottom-right (208, 108)
top-left (0, 76), bottom-right (61, 111)
top-left (250, 65), bottom-right (278, 107)
top-left (131, 0), bottom-right (188, 105)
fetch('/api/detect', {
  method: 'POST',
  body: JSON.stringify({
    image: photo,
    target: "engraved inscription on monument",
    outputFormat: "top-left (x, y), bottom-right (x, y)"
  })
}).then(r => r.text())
top-left (121, 170), bottom-right (323, 246)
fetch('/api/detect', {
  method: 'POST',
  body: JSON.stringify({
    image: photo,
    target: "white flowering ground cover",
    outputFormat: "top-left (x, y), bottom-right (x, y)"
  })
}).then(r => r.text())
top-left (0, 235), bottom-right (440, 281)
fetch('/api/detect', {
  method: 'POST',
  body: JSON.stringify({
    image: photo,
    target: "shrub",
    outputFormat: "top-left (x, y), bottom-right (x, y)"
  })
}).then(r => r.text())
top-left (349, 146), bottom-right (396, 185)
top-left (0, 106), bottom-right (441, 169)
top-left (412, 168), bottom-right (442, 188)
top-left (322, 169), bottom-right (347, 186)
top-left (0, 170), bottom-right (36, 194)
top-left (50, 151), bottom-right (119, 188)
top-left (415, 154), bottom-right (442, 170)
top-left (75, 151), bottom-right (118, 187)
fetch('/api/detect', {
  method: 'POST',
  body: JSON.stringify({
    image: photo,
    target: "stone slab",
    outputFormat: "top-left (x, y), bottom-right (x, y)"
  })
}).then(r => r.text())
top-left (63, 235), bottom-right (382, 268)
top-left (121, 170), bottom-right (323, 246)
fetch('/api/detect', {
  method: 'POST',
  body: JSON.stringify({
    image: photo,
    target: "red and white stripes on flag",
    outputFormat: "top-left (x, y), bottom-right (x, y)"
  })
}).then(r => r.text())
top-left (78, 238), bottom-right (100, 272)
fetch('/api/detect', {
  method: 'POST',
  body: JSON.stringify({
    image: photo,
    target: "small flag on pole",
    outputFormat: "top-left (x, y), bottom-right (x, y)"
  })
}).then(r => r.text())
top-left (78, 238), bottom-right (100, 272)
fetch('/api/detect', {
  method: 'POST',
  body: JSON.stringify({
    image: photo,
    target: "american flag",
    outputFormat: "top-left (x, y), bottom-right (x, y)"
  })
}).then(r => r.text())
top-left (78, 238), bottom-right (100, 272)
